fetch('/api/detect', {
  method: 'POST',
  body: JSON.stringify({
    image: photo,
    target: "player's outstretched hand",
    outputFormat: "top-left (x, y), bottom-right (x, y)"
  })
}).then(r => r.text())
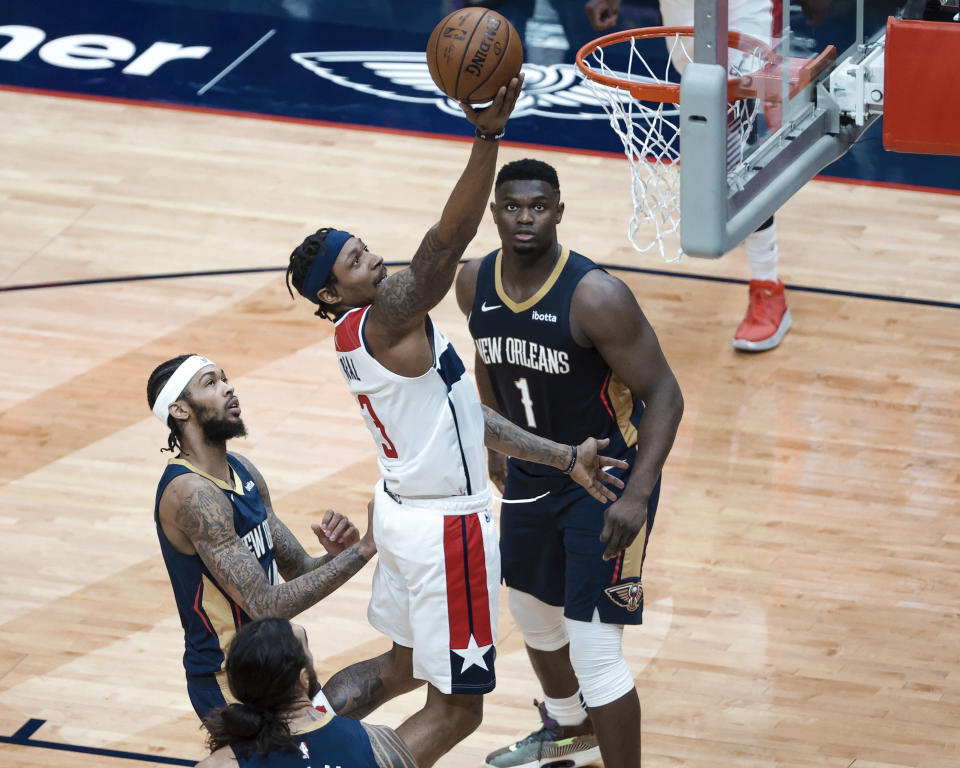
top-left (584, 0), bottom-right (621, 31)
top-left (568, 437), bottom-right (628, 504)
top-left (461, 73), bottom-right (524, 135)
top-left (599, 493), bottom-right (649, 561)
top-left (311, 509), bottom-right (361, 555)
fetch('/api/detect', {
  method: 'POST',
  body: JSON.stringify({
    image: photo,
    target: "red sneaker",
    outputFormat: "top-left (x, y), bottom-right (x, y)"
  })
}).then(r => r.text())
top-left (733, 279), bottom-right (792, 351)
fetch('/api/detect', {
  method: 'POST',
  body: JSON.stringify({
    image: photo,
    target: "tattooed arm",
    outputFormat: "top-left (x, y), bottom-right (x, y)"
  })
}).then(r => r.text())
top-left (483, 405), bottom-right (573, 470)
top-left (365, 77), bottom-right (523, 362)
top-left (362, 724), bottom-right (420, 768)
top-left (482, 405), bottom-right (629, 503)
top-left (233, 454), bottom-right (360, 580)
top-left (158, 474), bottom-right (374, 620)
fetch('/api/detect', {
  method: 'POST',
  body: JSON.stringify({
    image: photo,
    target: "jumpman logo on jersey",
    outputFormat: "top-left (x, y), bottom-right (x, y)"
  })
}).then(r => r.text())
top-left (480, 301), bottom-right (502, 312)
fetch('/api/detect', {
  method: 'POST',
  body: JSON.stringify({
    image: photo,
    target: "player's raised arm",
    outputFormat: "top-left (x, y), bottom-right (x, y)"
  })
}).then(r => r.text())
top-left (367, 75), bottom-right (523, 338)
top-left (159, 474), bottom-right (375, 620)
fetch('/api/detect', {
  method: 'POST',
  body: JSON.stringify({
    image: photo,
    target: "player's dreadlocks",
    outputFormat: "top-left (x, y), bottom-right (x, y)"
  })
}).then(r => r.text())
top-left (285, 227), bottom-right (340, 321)
top-left (147, 354), bottom-right (195, 454)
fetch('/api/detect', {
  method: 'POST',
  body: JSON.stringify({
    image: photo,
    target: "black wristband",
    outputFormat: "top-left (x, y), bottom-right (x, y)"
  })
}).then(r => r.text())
top-left (562, 445), bottom-right (577, 475)
top-left (475, 128), bottom-right (505, 141)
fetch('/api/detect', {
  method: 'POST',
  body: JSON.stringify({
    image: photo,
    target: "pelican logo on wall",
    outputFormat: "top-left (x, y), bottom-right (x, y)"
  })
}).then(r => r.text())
top-left (289, 50), bottom-right (633, 121)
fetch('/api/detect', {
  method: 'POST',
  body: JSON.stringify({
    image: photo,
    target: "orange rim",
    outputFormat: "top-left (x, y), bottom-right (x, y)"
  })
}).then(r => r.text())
top-left (575, 25), bottom-right (774, 102)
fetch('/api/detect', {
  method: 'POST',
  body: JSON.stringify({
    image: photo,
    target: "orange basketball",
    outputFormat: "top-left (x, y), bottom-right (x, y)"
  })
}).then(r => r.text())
top-left (426, 7), bottom-right (523, 104)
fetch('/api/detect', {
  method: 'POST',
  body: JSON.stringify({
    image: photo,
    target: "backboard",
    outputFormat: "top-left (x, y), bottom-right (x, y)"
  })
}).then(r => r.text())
top-left (679, 0), bottom-right (892, 257)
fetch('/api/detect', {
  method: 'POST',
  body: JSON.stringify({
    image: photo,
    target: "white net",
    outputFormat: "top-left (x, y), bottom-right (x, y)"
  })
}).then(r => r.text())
top-left (579, 32), bottom-right (765, 261)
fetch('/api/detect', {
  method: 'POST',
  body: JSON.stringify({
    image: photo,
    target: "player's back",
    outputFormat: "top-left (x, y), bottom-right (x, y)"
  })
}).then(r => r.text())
top-left (232, 714), bottom-right (378, 768)
top-left (334, 305), bottom-right (487, 498)
top-left (469, 247), bottom-right (641, 475)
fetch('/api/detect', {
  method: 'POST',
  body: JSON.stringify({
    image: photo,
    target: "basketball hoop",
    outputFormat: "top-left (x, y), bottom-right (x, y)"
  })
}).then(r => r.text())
top-left (576, 26), bottom-right (773, 261)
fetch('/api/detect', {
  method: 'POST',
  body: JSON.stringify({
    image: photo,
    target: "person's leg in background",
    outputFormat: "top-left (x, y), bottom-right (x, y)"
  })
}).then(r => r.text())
top-left (734, 215), bottom-right (792, 351)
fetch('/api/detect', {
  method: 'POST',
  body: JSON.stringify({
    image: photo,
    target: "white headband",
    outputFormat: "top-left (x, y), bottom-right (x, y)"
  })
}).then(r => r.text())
top-left (152, 355), bottom-right (216, 423)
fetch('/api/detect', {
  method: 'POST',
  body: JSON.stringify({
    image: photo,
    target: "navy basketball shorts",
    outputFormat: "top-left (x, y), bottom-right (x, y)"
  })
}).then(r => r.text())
top-left (499, 461), bottom-right (661, 626)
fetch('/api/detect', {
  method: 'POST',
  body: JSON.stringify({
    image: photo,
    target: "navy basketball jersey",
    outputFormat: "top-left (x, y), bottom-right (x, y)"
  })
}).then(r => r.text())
top-left (468, 247), bottom-right (642, 476)
top-left (154, 454), bottom-right (279, 677)
top-left (232, 715), bottom-right (379, 768)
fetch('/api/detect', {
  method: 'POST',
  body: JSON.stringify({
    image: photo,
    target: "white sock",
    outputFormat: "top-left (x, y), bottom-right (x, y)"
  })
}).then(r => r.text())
top-left (544, 690), bottom-right (588, 727)
top-left (745, 221), bottom-right (779, 282)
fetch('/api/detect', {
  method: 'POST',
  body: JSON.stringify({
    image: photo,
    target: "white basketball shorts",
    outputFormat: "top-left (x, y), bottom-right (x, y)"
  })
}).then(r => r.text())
top-left (367, 479), bottom-right (500, 695)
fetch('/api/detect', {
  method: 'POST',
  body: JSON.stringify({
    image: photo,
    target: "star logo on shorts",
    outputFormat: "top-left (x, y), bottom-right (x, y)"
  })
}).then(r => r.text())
top-left (604, 581), bottom-right (643, 612)
top-left (452, 634), bottom-right (493, 673)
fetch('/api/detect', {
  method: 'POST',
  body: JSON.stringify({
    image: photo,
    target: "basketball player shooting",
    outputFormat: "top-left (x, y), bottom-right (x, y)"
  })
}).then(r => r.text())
top-left (285, 77), bottom-right (628, 768)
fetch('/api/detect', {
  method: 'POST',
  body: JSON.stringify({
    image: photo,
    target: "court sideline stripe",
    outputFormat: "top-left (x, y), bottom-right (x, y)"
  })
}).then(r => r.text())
top-left (0, 266), bottom-right (283, 291)
top-left (1, 262), bottom-right (958, 311)
top-left (1, 718), bottom-right (195, 766)
top-left (1, 83), bottom-right (959, 198)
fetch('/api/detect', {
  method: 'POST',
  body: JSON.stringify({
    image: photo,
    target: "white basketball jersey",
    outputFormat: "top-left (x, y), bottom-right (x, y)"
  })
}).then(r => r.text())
top-left (659, 0), bottom-right (775, 76)
top-left (659, 0), bottom-right (774, 42)
top-left (334, 306), bottom-right (488, 498)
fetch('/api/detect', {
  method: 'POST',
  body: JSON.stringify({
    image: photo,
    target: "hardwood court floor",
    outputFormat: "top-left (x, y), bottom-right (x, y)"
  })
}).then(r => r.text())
top-left (1, 89), bottom-right (958, 768)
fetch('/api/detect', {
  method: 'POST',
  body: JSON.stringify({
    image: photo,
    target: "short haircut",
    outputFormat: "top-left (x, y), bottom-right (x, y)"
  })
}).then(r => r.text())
top-left (495, 158), bottom-right (560, 194)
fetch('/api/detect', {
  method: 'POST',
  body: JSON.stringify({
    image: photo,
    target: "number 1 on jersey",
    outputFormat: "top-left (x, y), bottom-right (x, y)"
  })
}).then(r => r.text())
top-left (514, 377), bottom-right (537, 428)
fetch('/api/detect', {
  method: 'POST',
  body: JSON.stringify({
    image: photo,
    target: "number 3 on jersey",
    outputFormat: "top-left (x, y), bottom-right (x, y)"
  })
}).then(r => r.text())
top-left (357, 394), bottom-right (398, 459)
top-left (514, 377), bottom-right (537, 428)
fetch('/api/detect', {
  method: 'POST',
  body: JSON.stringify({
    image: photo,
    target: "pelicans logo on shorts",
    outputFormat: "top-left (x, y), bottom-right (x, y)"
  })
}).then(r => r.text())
top-left (604, 581), bottom-right (643, 612)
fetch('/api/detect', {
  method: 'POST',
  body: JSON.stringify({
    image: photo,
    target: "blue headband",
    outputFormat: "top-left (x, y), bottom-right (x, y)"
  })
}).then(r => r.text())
top-left (298, 229), bottom-right (354, 304)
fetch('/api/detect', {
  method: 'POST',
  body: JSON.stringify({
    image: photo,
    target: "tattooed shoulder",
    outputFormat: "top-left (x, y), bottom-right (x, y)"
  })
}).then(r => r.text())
top-left (167, 475), bottom-right (235, 543)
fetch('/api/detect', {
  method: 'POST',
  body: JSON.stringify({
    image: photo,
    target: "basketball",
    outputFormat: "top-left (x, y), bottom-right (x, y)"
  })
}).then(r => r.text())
top-left (426, 7), bottom-right (523, 104)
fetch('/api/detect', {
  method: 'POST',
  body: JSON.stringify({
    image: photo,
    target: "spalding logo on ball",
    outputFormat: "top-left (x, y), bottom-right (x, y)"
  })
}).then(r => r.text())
top-left (426, 7), bottom-right (523, 104)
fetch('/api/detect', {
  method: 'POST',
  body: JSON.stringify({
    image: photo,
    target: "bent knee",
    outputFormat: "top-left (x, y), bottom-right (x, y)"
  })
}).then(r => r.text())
top-left (426, 691), bottom-right (484, 735)
top-left (383, 643), bottom-right (415, 683)
top-left (452, 700), bottom-right (484, 735)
